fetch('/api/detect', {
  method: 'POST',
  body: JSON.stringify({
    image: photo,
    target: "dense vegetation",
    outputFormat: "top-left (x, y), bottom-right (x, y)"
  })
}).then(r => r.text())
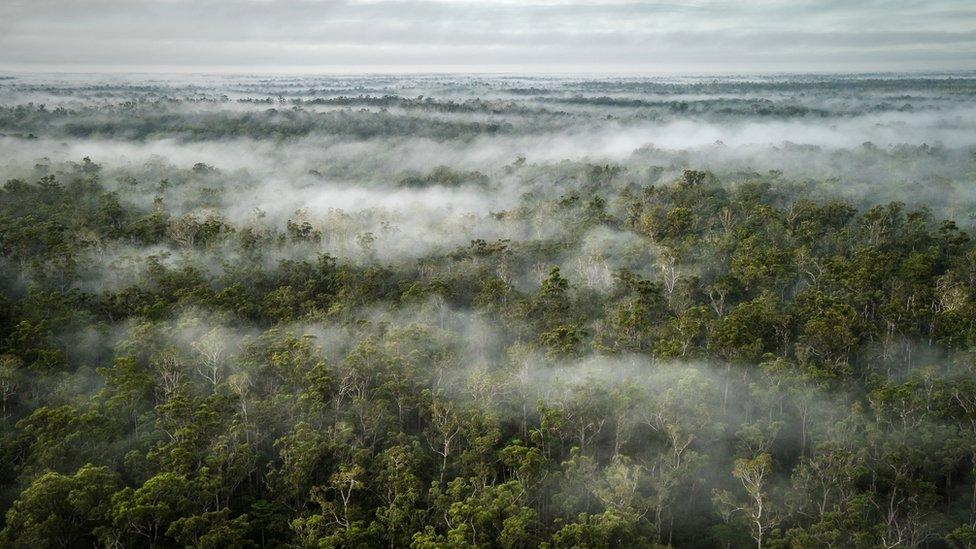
top-left (2, 74), bottom-right (976, 548)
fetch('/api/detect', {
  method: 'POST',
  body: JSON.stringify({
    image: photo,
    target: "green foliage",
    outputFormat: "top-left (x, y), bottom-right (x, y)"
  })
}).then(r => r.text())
top-left (3, 76), bottom-right (976, 547)
top-left (0, 464), bottom-right (119, 548)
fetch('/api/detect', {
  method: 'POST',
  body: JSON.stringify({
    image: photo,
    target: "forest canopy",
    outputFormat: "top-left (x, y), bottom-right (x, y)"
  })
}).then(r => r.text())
top-left (2, 73), bottom-right (976, 548)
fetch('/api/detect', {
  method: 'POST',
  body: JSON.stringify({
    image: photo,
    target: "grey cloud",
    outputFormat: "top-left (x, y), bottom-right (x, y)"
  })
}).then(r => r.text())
top-left (0, 0), bottom-right (974, 72)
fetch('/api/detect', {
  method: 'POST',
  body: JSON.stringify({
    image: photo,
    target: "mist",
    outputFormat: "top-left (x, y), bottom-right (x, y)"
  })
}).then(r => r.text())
top-left (3, 72), bottom-right (976, 548)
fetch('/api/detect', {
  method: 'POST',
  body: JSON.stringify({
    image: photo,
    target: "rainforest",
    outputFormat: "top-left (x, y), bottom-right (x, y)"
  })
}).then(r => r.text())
top-left (2, 73), bottom-right (976, 548)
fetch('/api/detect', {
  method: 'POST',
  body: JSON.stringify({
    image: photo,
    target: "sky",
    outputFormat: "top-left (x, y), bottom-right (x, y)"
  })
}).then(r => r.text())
top-left (1, 0), bottom-right (975, 74)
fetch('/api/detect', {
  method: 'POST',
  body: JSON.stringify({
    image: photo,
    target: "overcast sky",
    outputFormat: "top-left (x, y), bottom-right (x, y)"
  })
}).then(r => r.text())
top-left (1, 0), bottom-right (974, 74)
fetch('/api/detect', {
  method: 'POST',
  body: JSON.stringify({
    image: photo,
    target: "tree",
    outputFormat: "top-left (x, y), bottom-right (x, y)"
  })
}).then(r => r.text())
top-left (714, 453), bottom-right (778, 549)
top-left (0, 464), bottom-right (119, 548)
top-left (413, 479), bottom-right (541, 548)
top-left (103, 472), bottom-right (196, 547)
top-left (544, 510), bottom-right (651, 549)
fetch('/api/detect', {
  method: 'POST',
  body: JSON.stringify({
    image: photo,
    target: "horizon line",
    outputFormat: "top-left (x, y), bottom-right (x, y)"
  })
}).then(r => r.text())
top-left (3, 66), bottom-right (976, 80)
